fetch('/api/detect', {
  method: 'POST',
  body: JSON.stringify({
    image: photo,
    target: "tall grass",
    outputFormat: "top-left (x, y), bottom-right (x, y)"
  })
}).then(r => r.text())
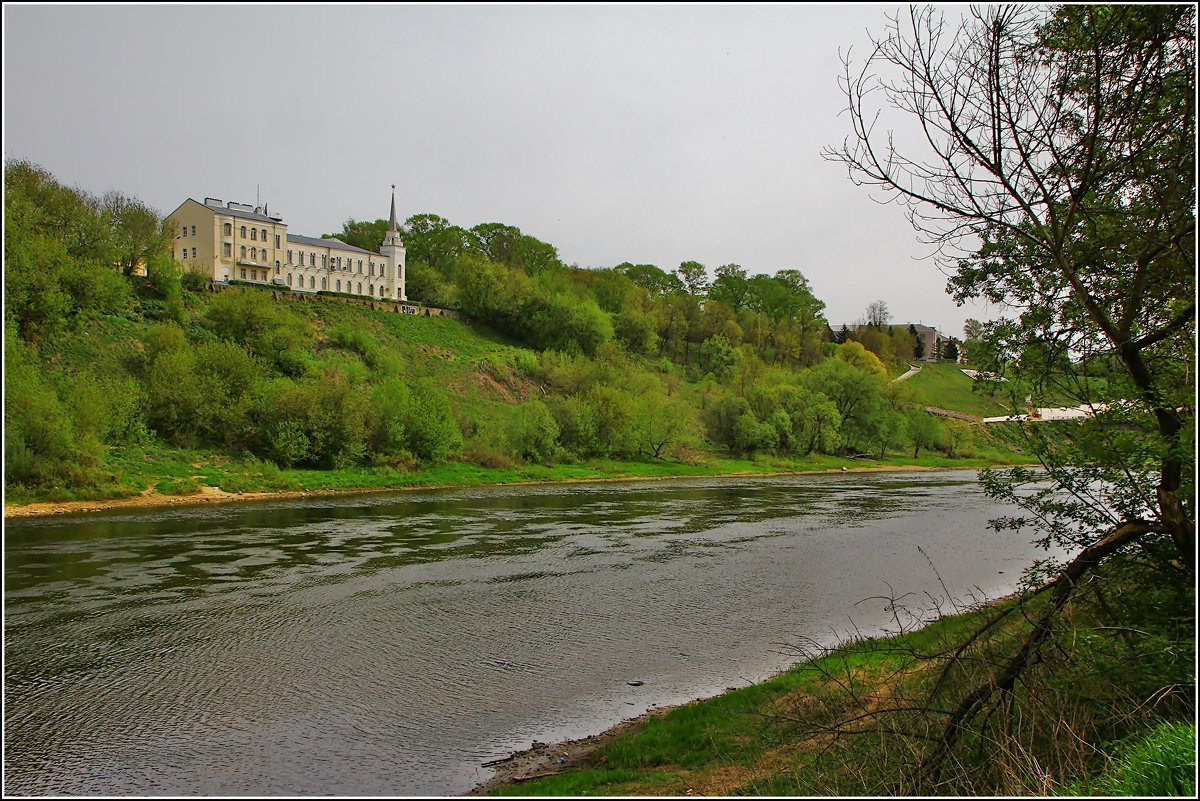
top-left (1058, 721), bottom-right (1196, 797)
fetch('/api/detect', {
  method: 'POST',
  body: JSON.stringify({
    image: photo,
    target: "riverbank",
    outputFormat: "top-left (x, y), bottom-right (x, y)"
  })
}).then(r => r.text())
top-left (469, 704), bottom-right (684, 794)
top-left (4, 459), bottom-right (1012, 520)
top-left (463, 599), bottom-right (1008, 797)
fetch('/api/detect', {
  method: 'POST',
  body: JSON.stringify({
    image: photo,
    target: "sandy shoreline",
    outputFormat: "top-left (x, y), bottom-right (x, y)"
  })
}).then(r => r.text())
top-left (3, 463), bottom-right (976, 521)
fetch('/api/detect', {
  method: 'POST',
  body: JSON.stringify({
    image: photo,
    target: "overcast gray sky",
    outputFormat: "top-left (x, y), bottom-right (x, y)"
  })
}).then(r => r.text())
top-left (3, 3), bottom-right (999, 336)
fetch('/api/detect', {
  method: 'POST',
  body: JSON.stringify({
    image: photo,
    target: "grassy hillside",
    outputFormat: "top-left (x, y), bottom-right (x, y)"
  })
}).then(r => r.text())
top-left (4, 160), bottom-right (1033, 508)
top-left (7, 287), bottom-right (1031, 506)
top-left (905, 362), bottom-right (1015, 418)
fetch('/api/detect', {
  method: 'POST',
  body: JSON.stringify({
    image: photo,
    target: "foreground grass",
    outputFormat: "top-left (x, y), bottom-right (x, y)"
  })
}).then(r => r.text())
top-left (1058, 721), bottom-right (1195, 797)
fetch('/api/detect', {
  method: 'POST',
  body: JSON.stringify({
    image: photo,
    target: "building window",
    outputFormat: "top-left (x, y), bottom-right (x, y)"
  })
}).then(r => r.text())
top-left (223, 243), bottom-right (231, 257)
top-left (379, 285), bottom-right (386, 297)
top-left (369, 284), bottom-right (374, 296)
top-left (358, 260), bottom-right (363, 273)
top-left (287, 249), bottom-right (292, 264)
top-left (275, 261), bottom-right (280, 273)
top-left (251, 247), bottom-right (257, 261)
top-left (191, 247), bottom-right (197, 258)
top-left (181, 226), bottom-right (187, 238)
top-left (309, 276), bottom-right (315, 289)
top-left (240, 226), bottom-right (247, 238)
top-left (251, 228), bottom-right (257, 241)
top-left (336, 280), bottom-right (341, 292)
top-left (181, 249), bottom-right (187, 259)
top-left (251, 269), bottom-right (256, 280)
top-left (240, 246), bottom-right (247, 259)
top-left (261, 229), bottom-right (267, 240)
top-left (191, 225), bottom-right (196, 236)
top-left (240, 268), bottom-right (246, 279)
top-left (275, 234), bottom-right (281, 248)
top-left (322, 255), bottom-right (328, 268)
top-left (287, 273), bottom-right (293, 287)
top-left (224, 223), bottom-right (232, 236)
top-left (321, 278), bottom-right (327, 290)
top-left (357, 282), bottom-right (362, 294)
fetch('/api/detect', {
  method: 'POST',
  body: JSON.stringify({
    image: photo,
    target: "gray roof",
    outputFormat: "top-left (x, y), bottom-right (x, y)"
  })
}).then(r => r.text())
top-left (184, 198), bottom-right (280, 224)
top-left (287, 233), bottom-right (378, 256)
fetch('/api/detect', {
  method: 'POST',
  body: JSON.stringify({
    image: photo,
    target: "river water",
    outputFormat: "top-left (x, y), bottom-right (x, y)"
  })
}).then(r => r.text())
top-left (3, 470), bottom-right (1062, 796)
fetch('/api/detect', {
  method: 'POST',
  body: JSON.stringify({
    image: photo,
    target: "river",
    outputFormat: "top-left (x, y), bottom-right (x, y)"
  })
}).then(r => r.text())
top-left (3, 470), bottom-right (1063, 795)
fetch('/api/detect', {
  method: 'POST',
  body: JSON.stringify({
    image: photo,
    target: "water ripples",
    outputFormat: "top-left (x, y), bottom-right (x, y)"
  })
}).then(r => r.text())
top-left (4, 470), bottom-right (1064, 795)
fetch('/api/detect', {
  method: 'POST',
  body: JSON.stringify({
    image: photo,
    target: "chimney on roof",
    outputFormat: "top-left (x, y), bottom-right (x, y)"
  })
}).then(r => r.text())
top-left (204, 197), bottom-right (223, 207)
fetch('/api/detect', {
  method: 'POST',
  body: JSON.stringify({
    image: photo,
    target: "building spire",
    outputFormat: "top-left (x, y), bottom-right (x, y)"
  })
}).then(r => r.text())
top-left (388, 184), bottom-right (397, 233)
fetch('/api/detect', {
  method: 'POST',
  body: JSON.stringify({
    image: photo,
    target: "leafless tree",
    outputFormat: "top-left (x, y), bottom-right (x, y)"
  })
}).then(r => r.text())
top-left (822, 3), bottom-right (1194, 785)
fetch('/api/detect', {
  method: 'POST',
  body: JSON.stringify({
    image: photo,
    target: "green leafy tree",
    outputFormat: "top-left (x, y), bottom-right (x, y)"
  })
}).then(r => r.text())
top-left (103, 191), bottom-right (170, 277)
top-left (826, 3), bottom-right (1195, 781)
top-left (910, 324), bottom-right (926, 359)
top-left (907, 410), bottom-right (941, 458)
top-left (616, 263), bottom-right (682, 296)
top-left (675, 260), bottom-right (709, 297)
top-left (613, 306), bottom-right (659, 355)
top-left (324, 218), bottom-right (388, 252)
top-left (709, 264), bottom-right (751, 310)
top-left (511, 400), bottom-right (562, 463)
top-left (403, 213), bottom-right (478, 278)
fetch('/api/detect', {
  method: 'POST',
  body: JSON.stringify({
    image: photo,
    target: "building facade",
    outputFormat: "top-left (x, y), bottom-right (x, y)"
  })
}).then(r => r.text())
top-left (165, 191), bottom-right (407, 301)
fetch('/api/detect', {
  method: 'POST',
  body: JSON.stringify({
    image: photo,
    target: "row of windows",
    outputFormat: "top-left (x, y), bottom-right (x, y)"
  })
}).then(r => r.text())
top-left (238, 265), bottom-right (283, 281)
top-left (236, 246), bottom-right (270, 262)
top-left (282, 250), bottom-right (385, 275)
top-left (180, 224), bottom-right (197, 237)
top-left (181, 247), bottom-right (197, 259)
top-left (284, 274), bottom-right (388, 297)
top-left (223, 223), bottom-right (273, 242)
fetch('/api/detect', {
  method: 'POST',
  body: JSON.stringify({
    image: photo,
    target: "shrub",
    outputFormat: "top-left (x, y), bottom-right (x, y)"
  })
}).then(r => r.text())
top-left (327, 320), bottom-right (381, 368)
top-left (4, 338), bottom-right (101, 490)
top-left (511, 399), bottom-right (562, 463)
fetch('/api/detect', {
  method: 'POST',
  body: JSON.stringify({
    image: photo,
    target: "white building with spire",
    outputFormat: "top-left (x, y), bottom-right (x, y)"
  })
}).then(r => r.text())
top-left (165, 189), bottom-right (407, 301)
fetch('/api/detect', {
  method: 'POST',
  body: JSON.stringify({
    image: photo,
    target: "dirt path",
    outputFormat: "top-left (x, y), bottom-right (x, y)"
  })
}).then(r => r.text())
top-left (3, 485), bottom-right (349, 519)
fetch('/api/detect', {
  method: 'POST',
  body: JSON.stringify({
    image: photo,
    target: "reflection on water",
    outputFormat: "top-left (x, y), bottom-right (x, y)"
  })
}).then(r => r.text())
top-left (4, 471), bottom-right (1058, 795)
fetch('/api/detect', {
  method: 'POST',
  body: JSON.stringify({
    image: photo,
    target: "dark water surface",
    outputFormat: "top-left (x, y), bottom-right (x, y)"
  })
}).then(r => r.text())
top-left (4, 471), bottom-right (1062, 795)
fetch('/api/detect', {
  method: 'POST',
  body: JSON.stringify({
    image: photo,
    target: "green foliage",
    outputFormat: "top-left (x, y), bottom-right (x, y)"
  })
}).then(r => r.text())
top-left (149, 341), bottom-right (258, 448)
top-left (4, 332), bottom-right (102, 490)
top-left (365, 377), bottom-right (463, 465)
top-left (836, 339), bottom-right (888, 376)
top-left (613, 306), bottom-right (658, 355)
top-left (404, 258), bottom-right (453, 307)
top-left (261, 371), bottom-right (368, 469)
top-left (906, 411), bottom-right (942, 458)
top-left (511, 399), bottom-right (562, 463)
top-left (5, 161), bottom-right (1018, 503)
top-left (202, 287), bottom-right (311, 375)
top-left (325, 217), bottom-right (387, 252)
top-left (1060, 722), bottom-right (1195, 797)
top-left (327, 320), bottom-right (382, 369)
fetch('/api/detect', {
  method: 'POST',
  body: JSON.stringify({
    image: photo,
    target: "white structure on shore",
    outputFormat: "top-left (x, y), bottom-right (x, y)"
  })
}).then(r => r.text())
top-left (166, 189), bottom-right (407, 301)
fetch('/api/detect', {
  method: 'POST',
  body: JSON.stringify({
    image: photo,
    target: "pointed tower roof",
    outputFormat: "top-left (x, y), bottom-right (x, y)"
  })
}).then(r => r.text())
top-left (388, 184), bottom-right (397, 234)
